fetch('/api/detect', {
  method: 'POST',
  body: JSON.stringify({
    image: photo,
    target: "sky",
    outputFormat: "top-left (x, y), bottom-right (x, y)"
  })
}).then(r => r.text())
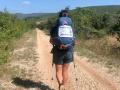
top-left (0, 0), bottom-right (120, 13)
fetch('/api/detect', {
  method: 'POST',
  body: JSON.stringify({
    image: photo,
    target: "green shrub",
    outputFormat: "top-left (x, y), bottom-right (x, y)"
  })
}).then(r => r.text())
top-left (0, 12), bottom-right (32, 65)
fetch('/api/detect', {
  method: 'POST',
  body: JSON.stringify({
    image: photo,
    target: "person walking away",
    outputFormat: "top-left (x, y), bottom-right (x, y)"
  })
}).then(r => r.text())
top-left (50, 10), bottom-right (75, 90)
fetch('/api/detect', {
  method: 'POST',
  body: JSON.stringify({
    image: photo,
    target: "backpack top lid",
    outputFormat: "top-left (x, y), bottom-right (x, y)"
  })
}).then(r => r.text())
top-left (59, 17), bottom-right (72, 26)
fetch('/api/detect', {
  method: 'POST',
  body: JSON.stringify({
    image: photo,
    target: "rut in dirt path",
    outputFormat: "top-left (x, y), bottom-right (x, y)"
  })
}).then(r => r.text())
top-left (36, 28), bottom-right (118, 90)
top-left (36, 29), bottom-right (58, 90)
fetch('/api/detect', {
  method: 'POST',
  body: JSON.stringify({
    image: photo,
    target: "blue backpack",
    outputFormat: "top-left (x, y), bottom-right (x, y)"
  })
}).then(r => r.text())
top-left (53, 17), bottom-right (75, 50)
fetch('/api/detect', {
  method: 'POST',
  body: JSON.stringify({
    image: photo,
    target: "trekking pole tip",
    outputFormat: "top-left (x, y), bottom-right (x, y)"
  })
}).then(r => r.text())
top-left (76, 78), bottom-right (78, 81)
top-left (74, 65), bottom-right (75, 68)
top-left (51, 77), bottom-right (54, 80)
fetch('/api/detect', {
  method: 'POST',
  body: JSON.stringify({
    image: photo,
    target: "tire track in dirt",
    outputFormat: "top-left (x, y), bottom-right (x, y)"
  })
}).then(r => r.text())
top-left (36, 28), bottom-right (118, 90)
top-left (70, 55), bottom-right (118, 90)
top-left (36, 29), bottom-right (58, 90)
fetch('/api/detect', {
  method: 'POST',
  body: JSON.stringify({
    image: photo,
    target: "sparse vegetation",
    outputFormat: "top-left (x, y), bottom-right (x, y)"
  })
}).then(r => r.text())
top-left (0, 30), bottom-right (39, 89)
top-left (37, 5), bottom-right (120, 69)
top-left (0, 12), bottom-right (34, 65)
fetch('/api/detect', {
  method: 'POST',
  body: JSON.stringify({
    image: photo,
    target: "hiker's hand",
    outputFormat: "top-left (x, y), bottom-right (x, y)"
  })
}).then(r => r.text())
top-left (60, 44), bottom-right (67, 49)
top-left (50, 38), bottom-right (53, 45)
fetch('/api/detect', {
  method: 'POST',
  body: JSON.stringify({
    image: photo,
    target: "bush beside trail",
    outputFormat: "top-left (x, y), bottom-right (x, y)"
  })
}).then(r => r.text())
top-left (0, 12), bottom-right (33, 65)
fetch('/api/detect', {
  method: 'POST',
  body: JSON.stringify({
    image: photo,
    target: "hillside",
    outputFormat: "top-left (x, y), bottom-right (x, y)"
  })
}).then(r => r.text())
top-left (15, 13), bottom-right (56, 19)
top-left (84, 5), bottom-right (120, 14)
top-left (13, 5), bottom-right (120, 19)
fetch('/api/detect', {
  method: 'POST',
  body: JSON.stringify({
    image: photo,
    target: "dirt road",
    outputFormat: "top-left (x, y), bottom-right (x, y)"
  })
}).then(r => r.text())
top-left (36, 28), bottom-right (119, 90)
top-left (0, 28), bottom-right (118, 90)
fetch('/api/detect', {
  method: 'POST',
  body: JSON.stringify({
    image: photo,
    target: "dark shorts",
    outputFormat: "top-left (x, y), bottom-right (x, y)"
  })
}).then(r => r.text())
top-left (52, 47), bottom-right (74, 65)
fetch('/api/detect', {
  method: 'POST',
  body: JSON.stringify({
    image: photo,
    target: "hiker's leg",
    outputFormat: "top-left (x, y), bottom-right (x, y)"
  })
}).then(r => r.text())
top-left (55, 64), bottom-right (63, 85)
top-left (62, 63), bottom-right (69, 85)
top-left (62, 51), bottom-right (73, 85)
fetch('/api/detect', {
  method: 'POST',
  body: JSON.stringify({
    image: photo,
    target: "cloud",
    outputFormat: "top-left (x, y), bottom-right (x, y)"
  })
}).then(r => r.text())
top-left (22, 1), bottom-right (31, 6)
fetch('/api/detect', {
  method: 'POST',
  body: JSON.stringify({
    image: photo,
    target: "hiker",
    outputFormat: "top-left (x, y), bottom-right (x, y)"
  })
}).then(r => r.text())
top-left (50, 10), bottom-right (75, 89)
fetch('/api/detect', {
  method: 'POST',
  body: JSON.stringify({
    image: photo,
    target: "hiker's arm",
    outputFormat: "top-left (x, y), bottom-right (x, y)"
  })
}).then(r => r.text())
top-left (69, 18), bottom-right (76, 46)
top-left (49, 27), bottom-right (54, 45)
top-left (72, 21), bottom-right (76, 46)
top-left (49, 19), bottom-right (59, 45)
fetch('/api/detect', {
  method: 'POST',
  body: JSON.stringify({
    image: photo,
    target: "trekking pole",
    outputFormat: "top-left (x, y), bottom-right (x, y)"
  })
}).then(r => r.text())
top-left (73, 61), bottom-right (78, 90)
top-left (50, 45), bottom-right (54, 81)
top-left (51, 63), bottom-right (54, 81)
top-left (74, 62), bottom-right (78, 81)
top-left (51, 62), bottom-right (54, 89)
top-left (73, 53), bottom-right (78, 82)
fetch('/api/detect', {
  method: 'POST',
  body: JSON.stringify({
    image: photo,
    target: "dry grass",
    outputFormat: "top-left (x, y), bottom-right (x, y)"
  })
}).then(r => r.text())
top-left (75, 35), bottom-right (120, 73)
top-left (75, 36), bottom-right (120, 87)
top-left (0, 30), bottom-right (39, 89)
top-left (78, 36), bottom-right (120, 59)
